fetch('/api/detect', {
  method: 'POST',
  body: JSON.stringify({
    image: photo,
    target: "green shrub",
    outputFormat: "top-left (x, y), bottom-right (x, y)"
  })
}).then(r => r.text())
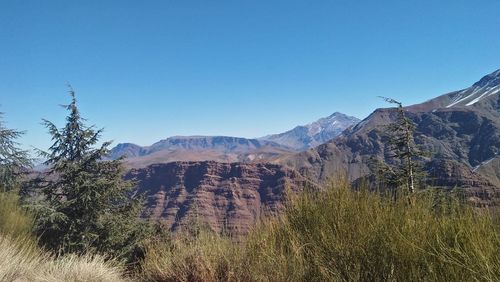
top-left (241, 181), bottom-right (500, 281)
top-left (140, 230), bottom-right (242, 282)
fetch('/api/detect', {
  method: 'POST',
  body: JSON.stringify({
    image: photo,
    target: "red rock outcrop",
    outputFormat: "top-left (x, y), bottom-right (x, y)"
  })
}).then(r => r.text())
top-left (126, 161), bottom-right (308, 236)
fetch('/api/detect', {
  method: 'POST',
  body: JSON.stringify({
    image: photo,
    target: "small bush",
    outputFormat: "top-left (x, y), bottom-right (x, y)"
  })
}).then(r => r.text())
top-left (140, 230), bottom-right (242, 282)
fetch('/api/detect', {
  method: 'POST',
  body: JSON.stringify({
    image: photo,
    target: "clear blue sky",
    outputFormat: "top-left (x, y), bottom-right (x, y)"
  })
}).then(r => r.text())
top-left (1, 0), bottom-right (500, 150)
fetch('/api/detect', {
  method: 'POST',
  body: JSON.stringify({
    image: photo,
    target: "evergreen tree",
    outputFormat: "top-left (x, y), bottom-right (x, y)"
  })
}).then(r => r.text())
top-left (378, 97), bottom-right (425, 202)
top-left (0, 112), bottom-right (30, 192)
top-left (33, 88), bottom-right (148, 260)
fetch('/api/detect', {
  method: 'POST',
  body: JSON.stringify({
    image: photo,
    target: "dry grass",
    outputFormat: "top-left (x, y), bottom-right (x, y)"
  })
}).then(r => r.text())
top-left (2, 181), bottom-right (499, 281)
top-left (40, 254), bottom-right (128, 282)
top-left (140, 231), bottom-right (242, 282)
top-left (140, 179), bottom-right (500, 282)
top-left (0, 235), bottom-right (128, 282)
top-left (239, 181), bottom-right (500, 281)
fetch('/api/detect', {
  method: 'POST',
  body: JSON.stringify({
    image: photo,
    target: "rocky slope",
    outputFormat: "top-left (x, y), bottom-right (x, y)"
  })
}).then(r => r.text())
top-left (260, 112), bottom-right (360, 150)
top-left (409, 69), bottom-right (500, 113)
top-left (126, 161), bottom-right (310, 236)
top-left (280, 69), bottom-right (500, 204)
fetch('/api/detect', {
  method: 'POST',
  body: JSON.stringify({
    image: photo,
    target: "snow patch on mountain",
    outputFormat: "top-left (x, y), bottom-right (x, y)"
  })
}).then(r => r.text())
top-left (465, 85), bottom-right (500, 106)
top-left (473, 155), bottom-right (498, 172)
top-left (443, 69), bottom-right (500, 108)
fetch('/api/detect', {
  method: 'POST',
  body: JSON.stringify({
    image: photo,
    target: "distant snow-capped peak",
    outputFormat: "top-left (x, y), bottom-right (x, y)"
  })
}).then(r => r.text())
top-left (260, 112), bottom-right (360, 150)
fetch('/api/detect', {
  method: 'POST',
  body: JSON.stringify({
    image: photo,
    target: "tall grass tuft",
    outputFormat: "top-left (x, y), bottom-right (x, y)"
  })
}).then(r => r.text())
top-left (140, 230), bottom-right (243, 282)
top-left (241, 179), bottom-right (500, 281)
top-left (0, 234), bottom-right (129, 282)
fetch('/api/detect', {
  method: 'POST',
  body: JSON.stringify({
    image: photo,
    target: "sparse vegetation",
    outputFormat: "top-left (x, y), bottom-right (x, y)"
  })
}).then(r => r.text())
top-left (139, 179), bottom-right (500, 282)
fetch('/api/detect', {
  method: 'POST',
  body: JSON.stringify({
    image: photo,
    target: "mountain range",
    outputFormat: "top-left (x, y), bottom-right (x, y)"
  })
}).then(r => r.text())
top-left (109, 112), bottom-right (360, 167)
top-left (124, 69), bottom-right (500, 236)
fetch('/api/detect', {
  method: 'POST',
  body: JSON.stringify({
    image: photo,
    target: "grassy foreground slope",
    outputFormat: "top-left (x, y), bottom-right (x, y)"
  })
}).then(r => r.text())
top-left (1, 181), bottom-right (499, 281)
top-left (141, 181), bottom-right (500, 282)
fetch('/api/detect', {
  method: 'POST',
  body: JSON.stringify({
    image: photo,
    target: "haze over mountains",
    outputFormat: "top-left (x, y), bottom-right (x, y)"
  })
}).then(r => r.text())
top-left (109, 112), bottom-right (360, 167)
top-left (125, 69), bottom-right (500, 236)
top-left (109, 136), bottom-right (293, 168)
top-left (109, 136), bottom-right (288, 159)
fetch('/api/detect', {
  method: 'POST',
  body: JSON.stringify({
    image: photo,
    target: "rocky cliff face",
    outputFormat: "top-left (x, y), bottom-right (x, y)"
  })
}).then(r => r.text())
top-left (126, 161), bottom-right (308, 236)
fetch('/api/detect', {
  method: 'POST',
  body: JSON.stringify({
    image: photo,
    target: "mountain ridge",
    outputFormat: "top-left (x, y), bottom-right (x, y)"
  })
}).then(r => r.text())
top-left (109, 112), bottom-right (359, 167)
top-left (408, 69), bottom-right (500, 113)
top-left (280, 70), bottom-right (500, 197)
top-left (259, 112), bottom-right (360, 150)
